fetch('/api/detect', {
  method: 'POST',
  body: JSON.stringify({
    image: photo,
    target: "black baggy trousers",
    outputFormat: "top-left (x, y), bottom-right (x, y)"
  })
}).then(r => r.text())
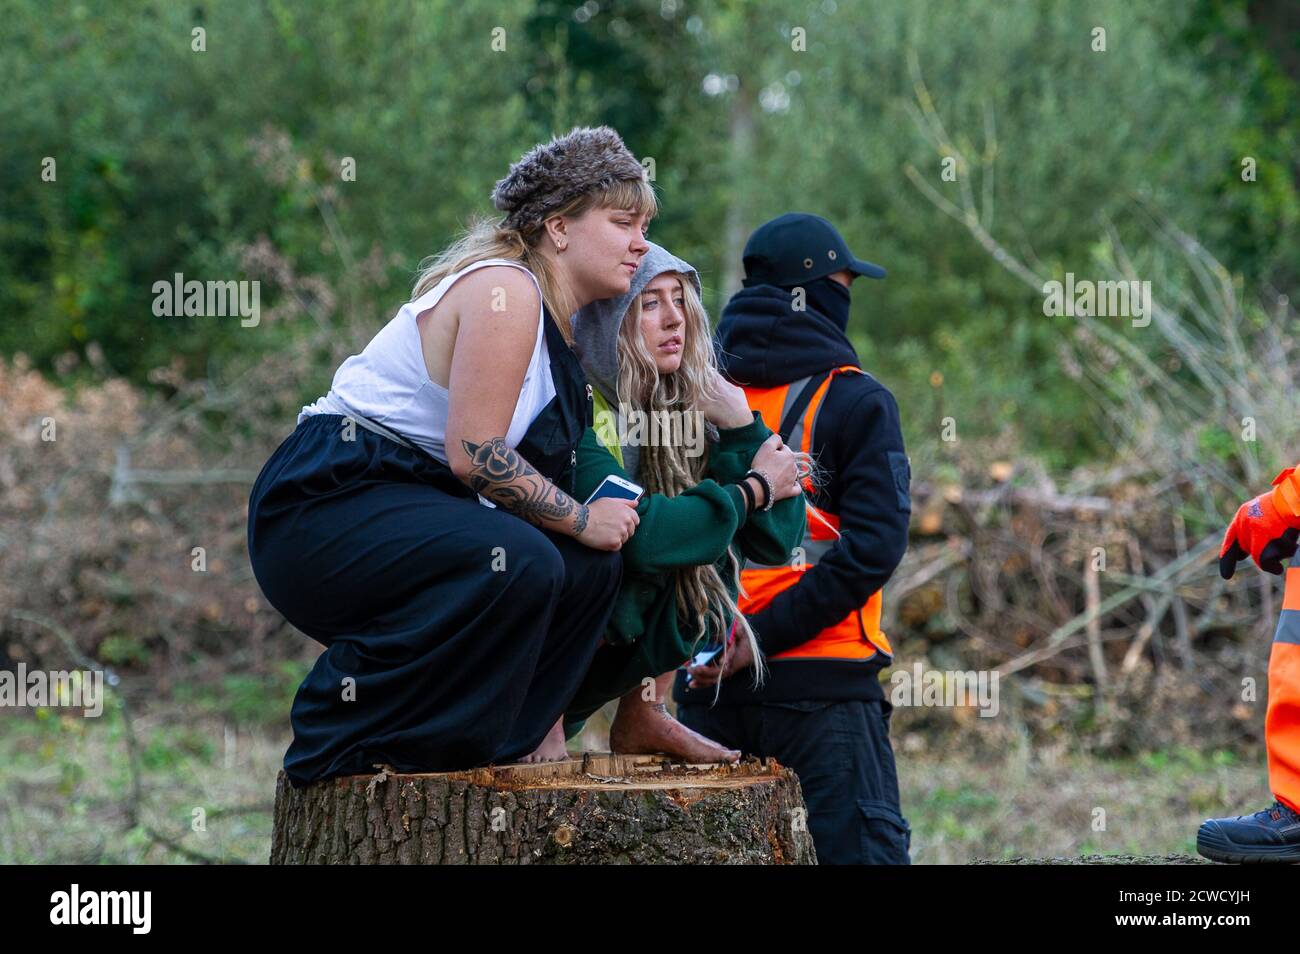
top-left (248, 414), bottom-right (622, 787)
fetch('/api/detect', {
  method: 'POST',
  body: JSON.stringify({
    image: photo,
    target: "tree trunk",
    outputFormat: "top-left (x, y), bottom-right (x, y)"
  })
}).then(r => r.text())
top-left (720, 76), bottom-right (757, 303)
top-left (271, 753), bottom-right (816, 864)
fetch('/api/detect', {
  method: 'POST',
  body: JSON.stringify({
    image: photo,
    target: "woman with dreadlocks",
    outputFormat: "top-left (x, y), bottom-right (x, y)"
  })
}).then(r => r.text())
top-left (563, 242), bottom-right (808, 762)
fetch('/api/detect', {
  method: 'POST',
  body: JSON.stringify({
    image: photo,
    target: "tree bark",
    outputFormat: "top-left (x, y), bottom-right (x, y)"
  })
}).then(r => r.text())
top-left (271, 753), bottom-right (816, 865)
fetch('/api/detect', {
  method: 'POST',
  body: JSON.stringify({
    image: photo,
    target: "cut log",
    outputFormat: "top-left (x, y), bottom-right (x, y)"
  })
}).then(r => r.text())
top-left (271, 753), bottom-right (816, 864)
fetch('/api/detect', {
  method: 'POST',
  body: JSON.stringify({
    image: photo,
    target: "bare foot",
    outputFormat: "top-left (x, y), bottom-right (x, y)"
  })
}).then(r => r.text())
top-left (519, 718), bottom-right (570, 763)
top-left (609, 685), bottom-right (740, 764)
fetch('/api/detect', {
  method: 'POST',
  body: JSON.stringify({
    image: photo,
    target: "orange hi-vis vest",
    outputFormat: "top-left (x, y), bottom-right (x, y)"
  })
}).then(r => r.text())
top-left (739, 365), bottom-right (893, 662)
top-left (1268, 568), bottom-right (1300, 813)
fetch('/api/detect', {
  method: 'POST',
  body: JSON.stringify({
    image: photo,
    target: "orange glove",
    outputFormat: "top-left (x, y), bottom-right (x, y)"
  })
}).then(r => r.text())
top-left (1220, 466), bottom-right (1300, 579)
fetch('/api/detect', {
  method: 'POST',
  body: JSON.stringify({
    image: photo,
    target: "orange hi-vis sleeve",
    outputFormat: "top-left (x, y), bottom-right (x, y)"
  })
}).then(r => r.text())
top-left (1270, 466), bottom-right (1300, 526)
top-left (1268, 567), bottom-right (1300, 813)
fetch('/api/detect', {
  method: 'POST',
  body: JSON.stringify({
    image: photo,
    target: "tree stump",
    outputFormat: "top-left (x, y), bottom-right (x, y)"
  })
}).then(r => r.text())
top-left (271, 753), bottom-right (816, 864)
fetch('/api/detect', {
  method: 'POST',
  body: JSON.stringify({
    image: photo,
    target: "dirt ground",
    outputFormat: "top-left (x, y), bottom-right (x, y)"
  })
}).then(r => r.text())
top-left (0, 685), bottom-right (1272, 864)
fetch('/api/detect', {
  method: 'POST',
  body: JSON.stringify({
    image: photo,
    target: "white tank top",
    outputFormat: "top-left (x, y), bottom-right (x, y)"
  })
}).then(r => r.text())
top-left (298, 259), bottom-right (556, 471)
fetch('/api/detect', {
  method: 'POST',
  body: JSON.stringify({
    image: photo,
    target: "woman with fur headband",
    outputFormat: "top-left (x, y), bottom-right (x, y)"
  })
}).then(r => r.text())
top-left (249, 127), bottom-right (656, 783)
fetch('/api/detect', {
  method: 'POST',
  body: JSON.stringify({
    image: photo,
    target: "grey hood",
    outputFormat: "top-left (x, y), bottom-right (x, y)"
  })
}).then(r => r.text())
top-left (572, 241), bottom-right (702, 480)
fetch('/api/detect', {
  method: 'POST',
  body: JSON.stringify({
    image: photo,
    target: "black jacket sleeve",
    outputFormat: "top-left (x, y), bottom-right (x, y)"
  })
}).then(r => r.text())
top-left (745, 380), bottom-right (911, 656)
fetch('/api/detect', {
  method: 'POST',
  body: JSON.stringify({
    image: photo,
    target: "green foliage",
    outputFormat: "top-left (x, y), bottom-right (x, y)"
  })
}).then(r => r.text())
top-left (140, 727), bottom-right (216, 771)
top-left (1, 0), bottom-right (1295, 471)
top-left (174, 660), bottom-right (309, 726)
top-left (1197, 423), bottom-right (1239, 465)
top-left (1, 0), bottom-right (539, 379)
top-left (1139, 746), bottom-right (1238, 774)
top-left (97, 633), bottom-right (151, 667)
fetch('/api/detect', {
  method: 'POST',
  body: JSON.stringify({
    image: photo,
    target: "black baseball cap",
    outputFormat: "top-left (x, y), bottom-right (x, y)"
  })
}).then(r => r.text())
top-left (741, 212), bottom-right (886, 288)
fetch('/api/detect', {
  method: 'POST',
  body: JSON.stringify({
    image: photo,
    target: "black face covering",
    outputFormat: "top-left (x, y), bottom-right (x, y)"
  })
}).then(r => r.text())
top-left (799, 275), bottom-right (852, 332)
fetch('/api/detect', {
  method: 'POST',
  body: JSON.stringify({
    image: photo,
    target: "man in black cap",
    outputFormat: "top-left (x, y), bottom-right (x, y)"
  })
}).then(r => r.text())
top-left (673, 212), bottom-right (913, 865)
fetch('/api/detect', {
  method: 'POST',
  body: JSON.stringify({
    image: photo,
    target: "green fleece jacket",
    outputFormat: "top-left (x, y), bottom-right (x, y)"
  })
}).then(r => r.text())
top-left (561, 409), bottom-right (806, 738)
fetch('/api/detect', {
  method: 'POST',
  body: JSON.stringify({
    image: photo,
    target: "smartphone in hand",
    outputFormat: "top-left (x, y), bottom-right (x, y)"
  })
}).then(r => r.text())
top-left (690, 646), bottom-right (723, 668)
top-left (584, 474), bottom-right (643, 506)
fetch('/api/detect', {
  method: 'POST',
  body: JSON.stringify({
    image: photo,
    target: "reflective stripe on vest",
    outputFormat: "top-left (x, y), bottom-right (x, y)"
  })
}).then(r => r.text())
top-left (740, 366), bottom-right (893, 661)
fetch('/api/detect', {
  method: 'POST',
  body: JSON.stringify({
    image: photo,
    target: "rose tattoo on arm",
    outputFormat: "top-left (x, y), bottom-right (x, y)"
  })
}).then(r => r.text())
top-left (461, 437), bottom-right (589, 534)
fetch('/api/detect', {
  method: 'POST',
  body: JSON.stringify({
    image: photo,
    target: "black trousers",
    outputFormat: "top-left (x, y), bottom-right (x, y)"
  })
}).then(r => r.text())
top-left (249, 414), bottom-right (622, 786)
top-left (677, 697), bottom-right (912, 864)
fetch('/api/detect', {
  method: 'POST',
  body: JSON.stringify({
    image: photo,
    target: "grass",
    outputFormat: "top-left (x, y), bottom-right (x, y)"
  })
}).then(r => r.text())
top-left (0, 684), bottom-right (1274, 864)
top-left (900, 736), bottom-right (1270, 863)
top-left (0, 667), bottom-right (305, 864)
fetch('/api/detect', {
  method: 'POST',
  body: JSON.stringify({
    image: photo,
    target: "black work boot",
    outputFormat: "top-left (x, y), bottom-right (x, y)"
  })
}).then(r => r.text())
top-left (1197, 800), bottom-right (1300, 863)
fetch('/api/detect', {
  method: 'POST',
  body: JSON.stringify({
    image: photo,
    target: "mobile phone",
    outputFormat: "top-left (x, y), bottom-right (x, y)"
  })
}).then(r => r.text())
top-left (690, 646), bottom-right (724, 668)
top-left (584, 474), bottom-right (643, 506)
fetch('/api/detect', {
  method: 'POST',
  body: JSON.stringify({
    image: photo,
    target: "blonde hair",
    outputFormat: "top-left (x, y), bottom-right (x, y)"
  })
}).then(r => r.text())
top-left (616, 273), bottom-right (812, 690)
top-left (412, 178), bottom-right (658, 345)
